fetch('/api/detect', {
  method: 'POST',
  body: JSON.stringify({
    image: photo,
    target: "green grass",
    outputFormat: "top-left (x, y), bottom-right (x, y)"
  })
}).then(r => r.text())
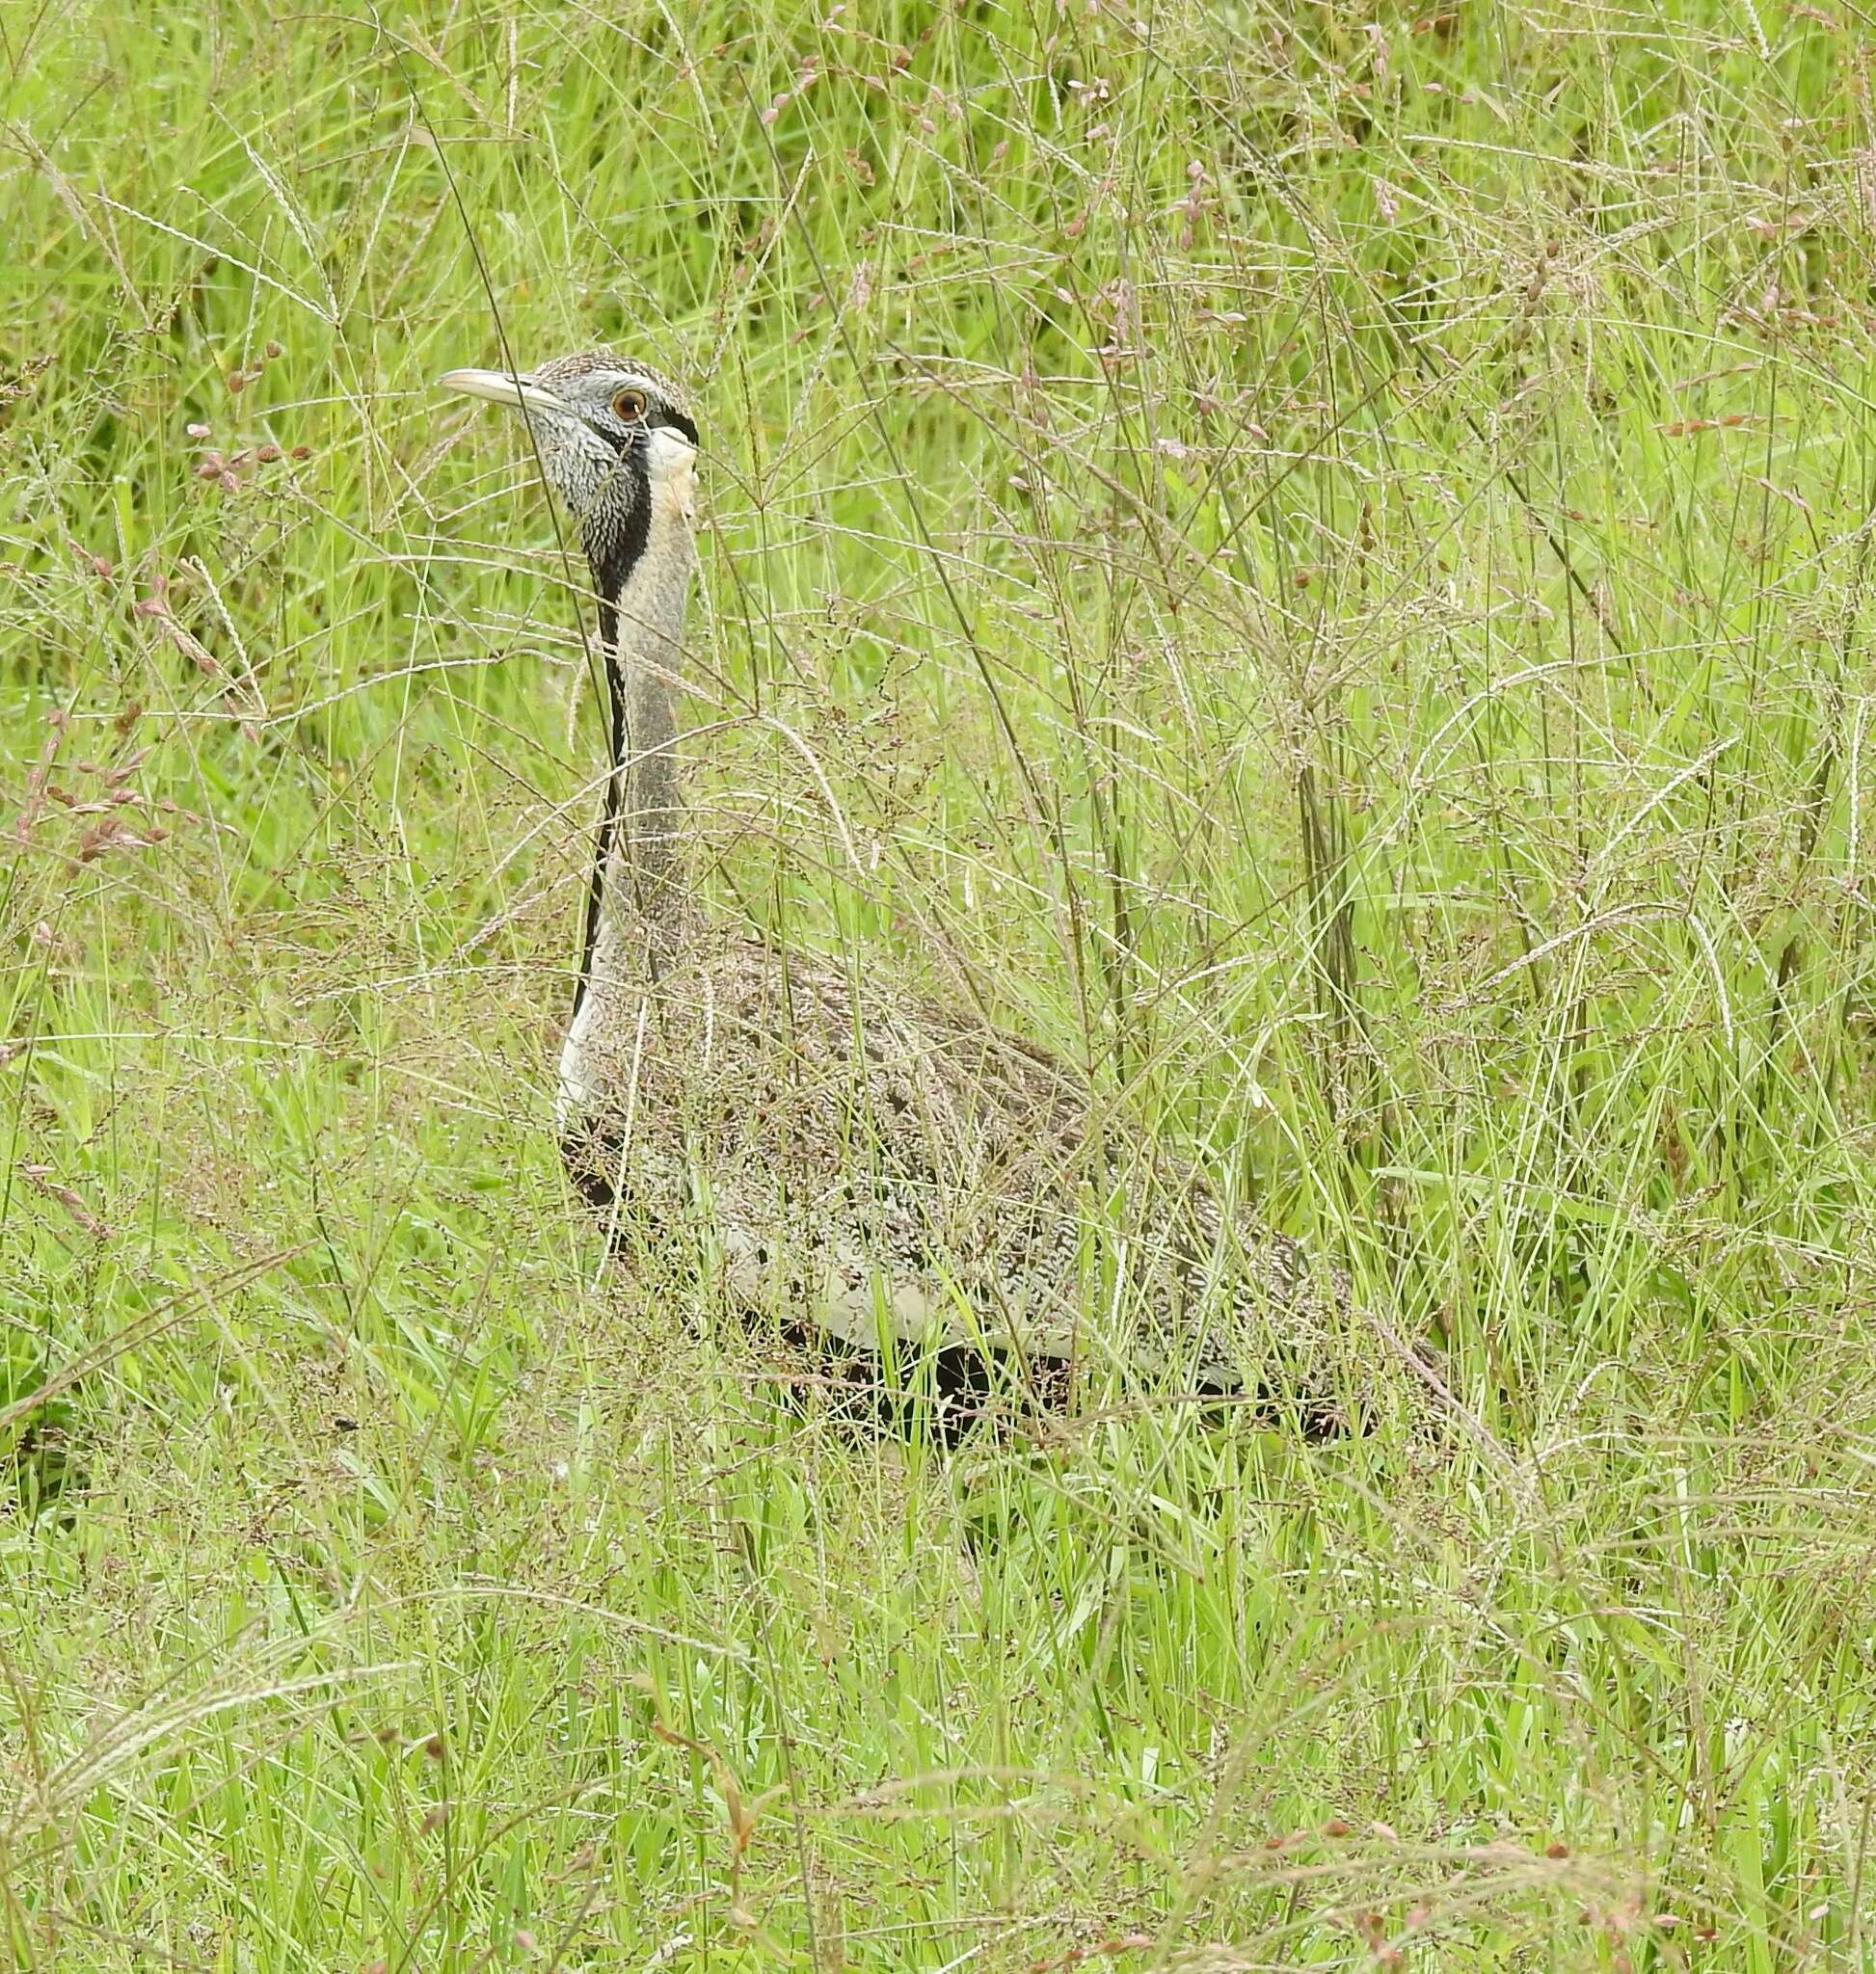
top-left (5, 0), bottom-right (1876, 1964)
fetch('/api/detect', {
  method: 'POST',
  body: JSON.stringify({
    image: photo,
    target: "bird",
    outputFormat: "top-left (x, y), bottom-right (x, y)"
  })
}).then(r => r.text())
top-left (437, 348), bottom-right (1364, 1437)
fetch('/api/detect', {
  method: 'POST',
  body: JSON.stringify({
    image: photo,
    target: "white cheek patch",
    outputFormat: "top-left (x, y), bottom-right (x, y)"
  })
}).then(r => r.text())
top-left (665, 460), bottom-right (697, 523)
top-left (646, 427), bottom-right (699, 523)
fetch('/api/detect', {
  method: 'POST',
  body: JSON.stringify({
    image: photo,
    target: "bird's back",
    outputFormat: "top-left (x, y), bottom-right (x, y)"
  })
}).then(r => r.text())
top-left (561, 913), bottom-right (1353, 1428)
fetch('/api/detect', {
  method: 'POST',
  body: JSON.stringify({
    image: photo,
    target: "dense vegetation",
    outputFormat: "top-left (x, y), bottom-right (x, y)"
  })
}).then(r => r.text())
top-left (5, 0), bottom-right (1876, 1965)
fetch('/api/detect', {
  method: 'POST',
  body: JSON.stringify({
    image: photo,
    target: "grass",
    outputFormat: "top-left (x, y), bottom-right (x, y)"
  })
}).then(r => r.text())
top-left (5, 0), bottom-right (1876, 1964)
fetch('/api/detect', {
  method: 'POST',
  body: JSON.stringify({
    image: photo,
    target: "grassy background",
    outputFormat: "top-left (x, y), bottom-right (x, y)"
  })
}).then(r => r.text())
top-left (6, 0), bottom-right (1876, 1965)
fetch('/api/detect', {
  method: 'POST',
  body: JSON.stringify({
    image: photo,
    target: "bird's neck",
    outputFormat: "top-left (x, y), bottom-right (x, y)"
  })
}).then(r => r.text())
top-left (584, 480), bottom-right (695, 963)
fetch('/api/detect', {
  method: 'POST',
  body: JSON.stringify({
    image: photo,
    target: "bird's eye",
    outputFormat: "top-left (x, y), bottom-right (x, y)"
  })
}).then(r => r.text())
top-left (611, 387), bottom-right (648, 422)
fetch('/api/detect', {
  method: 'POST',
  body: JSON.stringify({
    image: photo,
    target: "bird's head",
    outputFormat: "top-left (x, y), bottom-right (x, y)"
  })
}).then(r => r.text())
top-left (438, 349), bottom-right (699, 589)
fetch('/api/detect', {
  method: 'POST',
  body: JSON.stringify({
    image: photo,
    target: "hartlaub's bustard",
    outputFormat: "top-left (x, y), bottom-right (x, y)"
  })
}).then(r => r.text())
top-left (440, 350), bottom-right (1353, 1432)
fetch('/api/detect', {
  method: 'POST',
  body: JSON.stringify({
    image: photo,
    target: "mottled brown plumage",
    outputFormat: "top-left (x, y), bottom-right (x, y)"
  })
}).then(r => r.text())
top-left (560, 905), bottom-right (1349, 1427)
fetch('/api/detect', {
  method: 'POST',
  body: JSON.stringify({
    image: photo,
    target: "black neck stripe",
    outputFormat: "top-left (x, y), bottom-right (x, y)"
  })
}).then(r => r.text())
top-left (586, 477), bottom-right (652, 603)
top-left (572, 482), bottom-right (651, 1025)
